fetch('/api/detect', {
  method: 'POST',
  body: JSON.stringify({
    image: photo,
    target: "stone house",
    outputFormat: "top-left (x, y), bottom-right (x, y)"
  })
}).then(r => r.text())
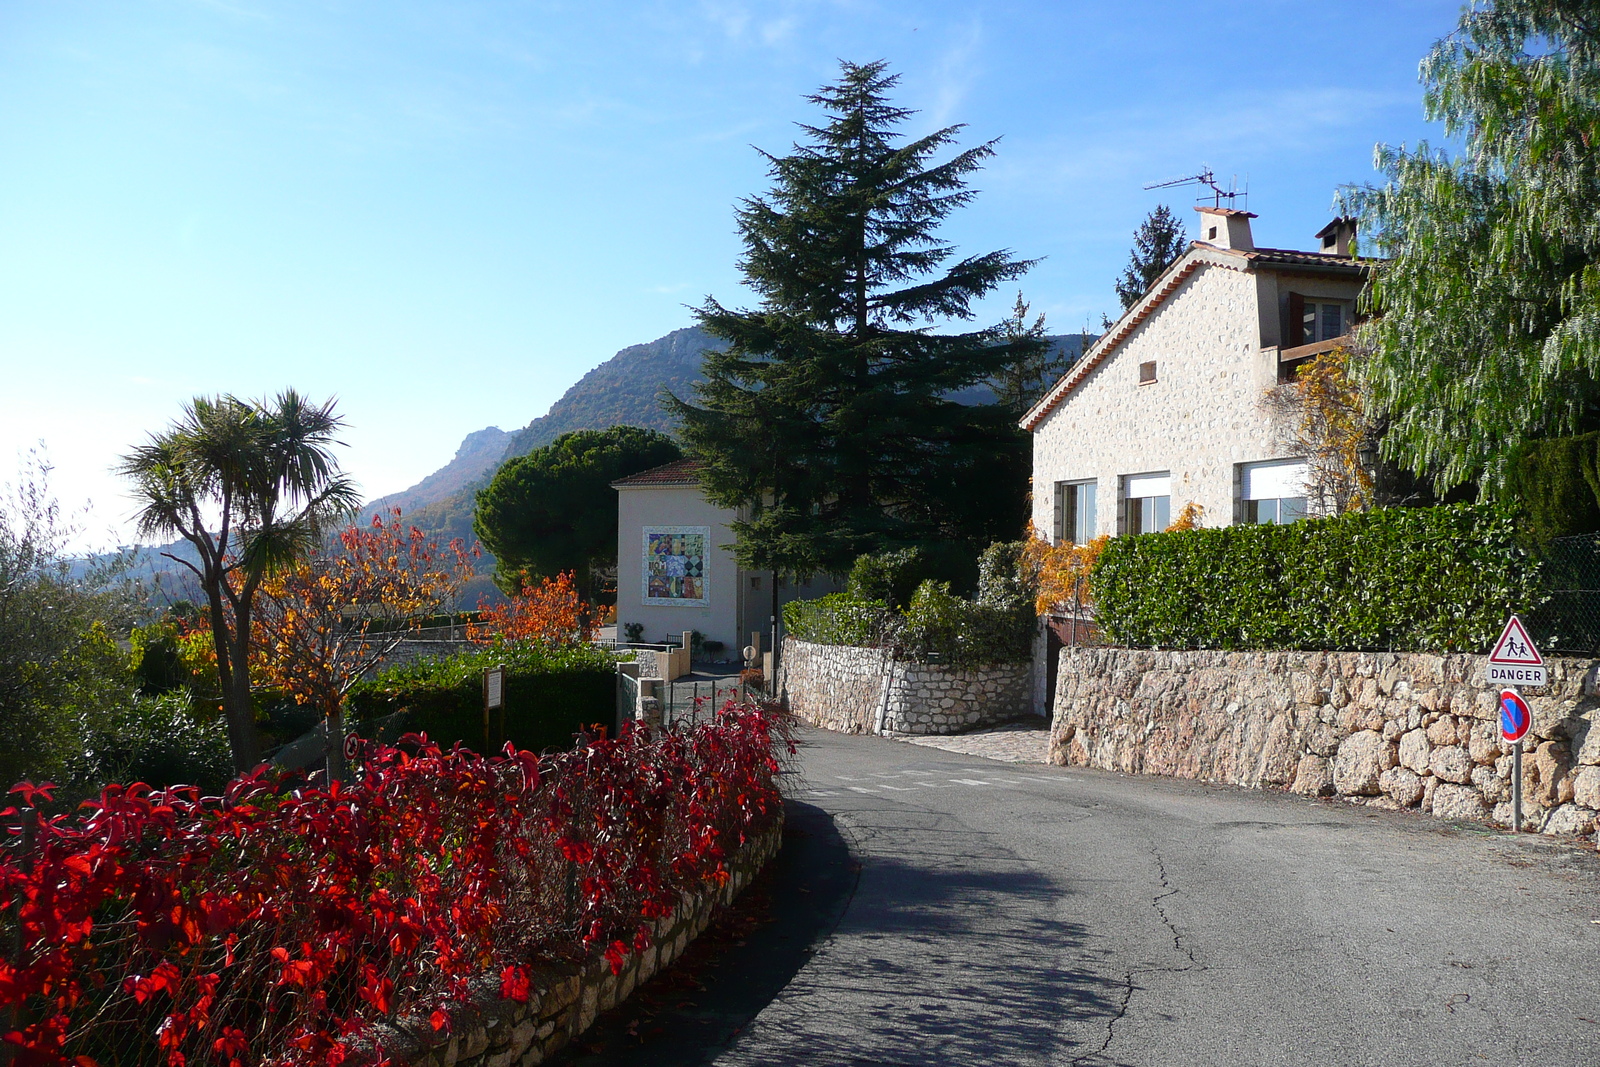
top-left (1021, 206), bottom-right (1370, 709)
top-left (612, 459), bottom-right (835, 661)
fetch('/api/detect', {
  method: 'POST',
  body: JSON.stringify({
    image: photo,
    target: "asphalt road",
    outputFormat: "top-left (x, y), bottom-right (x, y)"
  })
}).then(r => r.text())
top-left (704, 725), bottom-right (1600, 1066)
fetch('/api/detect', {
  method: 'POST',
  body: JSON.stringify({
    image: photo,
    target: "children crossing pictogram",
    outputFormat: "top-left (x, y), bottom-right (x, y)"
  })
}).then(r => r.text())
top-left (1486, 614), bottom-right (1546, 686)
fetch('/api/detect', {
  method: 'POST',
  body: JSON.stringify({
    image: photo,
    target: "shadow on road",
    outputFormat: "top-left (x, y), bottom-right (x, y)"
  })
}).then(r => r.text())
top-left (708, 804), bottom-right (1132, 1066)
top-left (552, 799), bottom-right (858, 1066)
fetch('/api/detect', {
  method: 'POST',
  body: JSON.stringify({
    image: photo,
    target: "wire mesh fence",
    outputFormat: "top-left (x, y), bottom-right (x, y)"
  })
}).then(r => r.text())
top-left (1527, 533), bottom-right (1600, 654)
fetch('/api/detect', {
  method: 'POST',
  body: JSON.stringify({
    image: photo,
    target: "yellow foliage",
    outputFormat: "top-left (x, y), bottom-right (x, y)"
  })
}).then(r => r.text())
top-left (1021, 522), bottom-right (1109, 617)
top-left (1165, 501), bottom-right (1205, 532)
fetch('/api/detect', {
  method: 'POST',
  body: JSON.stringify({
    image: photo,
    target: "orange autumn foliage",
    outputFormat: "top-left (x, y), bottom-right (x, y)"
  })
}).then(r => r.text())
top-left (1021, 523), bottom-right (1109, 617)
top-left (469, 571), bottom-right (599, 647)
top-left (251, 510), bottom-right (476, 720)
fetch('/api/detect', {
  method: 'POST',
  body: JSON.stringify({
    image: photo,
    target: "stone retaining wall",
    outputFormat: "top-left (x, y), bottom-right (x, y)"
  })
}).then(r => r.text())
top-left (386, 814), bottom-right (784, 1067)
top-left (1051, 648), bottom-right (1600, 836)
top-left (783, 638), bottom-right (1031, 735)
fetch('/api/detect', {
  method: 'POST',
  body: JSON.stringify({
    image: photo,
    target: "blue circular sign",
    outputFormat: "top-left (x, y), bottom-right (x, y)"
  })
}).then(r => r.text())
top-left (1499, 688), bottom-right (1532, 743)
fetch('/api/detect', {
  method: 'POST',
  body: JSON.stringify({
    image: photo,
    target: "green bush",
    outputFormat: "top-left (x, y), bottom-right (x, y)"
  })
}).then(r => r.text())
top-left (1092, 503), bottom-right (1544, 652)
top-left (899, 579), bottom-right (1033, 668)
top-left (347, 642), bottom-right (618, 754)
top-left (783, 593), bottom-right (892, 647)
top-left (1508, 432), bottom-right (1600, 543)
top-left (61, 692), bottom-right (234, 799)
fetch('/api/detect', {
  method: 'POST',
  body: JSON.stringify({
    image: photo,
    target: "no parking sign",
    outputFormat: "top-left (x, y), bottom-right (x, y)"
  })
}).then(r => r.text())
top-left (1499, 688), bottom-right (1531, 744)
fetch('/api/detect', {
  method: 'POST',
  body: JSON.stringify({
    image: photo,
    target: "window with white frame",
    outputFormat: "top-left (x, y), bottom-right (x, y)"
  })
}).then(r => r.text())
top-left (1123, 472), bottom-right (1170, 535)
top-left (1054, 480), bottom-right (1098, 544)
top-left (1289, 295), bottom-right (1352, 345)
top-left (1240, 459), bottom-right (1309, 524)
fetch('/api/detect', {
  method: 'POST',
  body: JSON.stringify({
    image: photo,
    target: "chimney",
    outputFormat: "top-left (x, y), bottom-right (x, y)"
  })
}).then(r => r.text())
top-left (1194, 205), bottom-right (1256, 252)
top-left (1314, 216), bottom-right (1358, 257)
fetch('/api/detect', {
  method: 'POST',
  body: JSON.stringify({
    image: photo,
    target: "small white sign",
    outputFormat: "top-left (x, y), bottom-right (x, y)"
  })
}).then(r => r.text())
top-left (485, 666), bottom-right (506, 710)
top-left (1487, 615), bottom-right (1546, 687)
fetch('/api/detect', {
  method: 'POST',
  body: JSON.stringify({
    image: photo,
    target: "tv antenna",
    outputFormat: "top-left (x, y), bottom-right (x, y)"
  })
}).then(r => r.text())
top-left (1143, 167), bottom-right (1247, 209)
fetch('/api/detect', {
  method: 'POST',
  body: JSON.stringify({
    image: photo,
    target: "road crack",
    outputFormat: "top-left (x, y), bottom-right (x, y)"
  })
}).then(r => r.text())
top-left (1070, 971), bottom-right (1134, 1065)
top-left (1149, 844), bottom-right (1198, 970)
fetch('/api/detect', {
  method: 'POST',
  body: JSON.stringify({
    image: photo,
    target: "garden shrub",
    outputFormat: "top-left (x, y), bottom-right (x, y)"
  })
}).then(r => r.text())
top-left (348, 642), bottom-right (617, 753)
top-left (783, 592), bottom-right (893, 647)
top-left (899, 579), bottom-right (1033, 668)
top-left (1092, 503), bottom-right (1543, 652)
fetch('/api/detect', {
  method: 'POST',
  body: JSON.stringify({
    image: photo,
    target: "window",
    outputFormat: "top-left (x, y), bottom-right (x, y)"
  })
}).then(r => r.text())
top-left (1240, 459), bottom-right (1308, 525)
top-left (750, 576), bottom-right (762, 590)
top-left (1288, 295), bottom-right (1350, 346)
top-left (1123, 472), bottom-right (1170, 535)
top-left (1055, 480), bottom-right (1097, 544)
top-left (1139, 360), bottom-right (1157, 384)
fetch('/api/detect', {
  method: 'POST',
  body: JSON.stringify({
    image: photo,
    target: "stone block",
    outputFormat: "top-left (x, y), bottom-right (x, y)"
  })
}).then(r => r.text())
top-left (1542, 804), bottom-right (1596, 837)
top-left (1467, 731), bottom-right (1499, 766)
top-left (1431, 782), bottom-right (1488, 820)
top-left (1398, 729), bottom-right (1431, 773)
top-left (1429, 745), bottom-right (1473, 785)
top-left (1333, 730), bottom-right (1393, 796)
top-left (1291, 754), bottom-right (1335, 797)
top-left (1379, 766), bottom-right (1424, 807)
top-left (1574, 766), bottom-right (1600, 810)
top-left (1426, 716), bottom-right (1458, 746)
top-left (1472, 765), bottom-right (1508, 804)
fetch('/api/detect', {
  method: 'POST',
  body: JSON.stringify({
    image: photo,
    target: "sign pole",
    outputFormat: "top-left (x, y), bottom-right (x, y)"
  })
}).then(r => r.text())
top-left (1512, 740), bottom-right (1523, 833)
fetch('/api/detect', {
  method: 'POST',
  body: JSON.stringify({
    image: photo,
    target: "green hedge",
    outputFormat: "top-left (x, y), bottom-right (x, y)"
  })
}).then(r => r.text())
top-left (1092, 504), bottom-right (1544, 652)
top-left (783, 542), bottom-right (1034, 668)
top-left (783, 593), bottom-right (893, 647)
top-left (347, 643), bottom-right (617, 754)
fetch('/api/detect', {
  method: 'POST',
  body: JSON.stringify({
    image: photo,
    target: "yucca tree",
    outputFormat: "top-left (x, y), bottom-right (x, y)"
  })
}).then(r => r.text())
top-left (119, 391), bottom-right (360, 772)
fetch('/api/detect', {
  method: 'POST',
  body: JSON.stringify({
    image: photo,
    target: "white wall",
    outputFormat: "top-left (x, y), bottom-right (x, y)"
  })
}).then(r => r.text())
top-left (615, 485), bottom-right (748, 652)
top-left (1030, 261), bottom-right (1360, 541)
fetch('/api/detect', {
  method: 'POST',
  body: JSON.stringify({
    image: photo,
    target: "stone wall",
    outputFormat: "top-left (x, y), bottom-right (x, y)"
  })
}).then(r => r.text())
top-left (1051, 648), bottom-right (1600, 836)
top-left (783, 638), bottom-right (1032, 735)
top-left (384, 815), bottom-right (783, 1067)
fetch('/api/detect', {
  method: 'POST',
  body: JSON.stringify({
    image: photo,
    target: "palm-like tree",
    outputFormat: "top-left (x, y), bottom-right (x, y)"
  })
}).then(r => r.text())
top-left (119, 391), bottom-right (361, 772)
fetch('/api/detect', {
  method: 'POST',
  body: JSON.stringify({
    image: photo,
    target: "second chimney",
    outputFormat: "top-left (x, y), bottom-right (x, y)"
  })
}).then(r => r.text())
top-left (1195, 205), bottom-right (1256, 252)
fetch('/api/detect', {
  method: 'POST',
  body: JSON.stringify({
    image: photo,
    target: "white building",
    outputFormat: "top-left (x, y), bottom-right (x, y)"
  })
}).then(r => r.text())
top-left (1022, 207), bottom-right (1369, 712)
top-left (1023, 208), bottom-right (1368, 543)
top-left (611, 459), bottom-right (839, 662)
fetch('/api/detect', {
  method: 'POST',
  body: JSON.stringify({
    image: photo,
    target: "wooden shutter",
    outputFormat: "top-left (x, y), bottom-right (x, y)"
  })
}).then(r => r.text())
top-left (1286, 293), bottom-right (1305, 347)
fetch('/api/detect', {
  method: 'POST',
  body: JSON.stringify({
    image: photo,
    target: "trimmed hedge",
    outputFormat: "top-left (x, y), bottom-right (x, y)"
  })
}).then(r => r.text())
top-left (1092, 503), bottom-right (1544, 652)
top-left (783, 593), bottom-right (893, 647)
top-left (348, 643), bottom-right (617, 753)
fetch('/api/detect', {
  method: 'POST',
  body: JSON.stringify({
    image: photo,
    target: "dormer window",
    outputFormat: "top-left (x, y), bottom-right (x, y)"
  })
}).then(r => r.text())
top-left (1287, 294), bottom-right (1351, 346)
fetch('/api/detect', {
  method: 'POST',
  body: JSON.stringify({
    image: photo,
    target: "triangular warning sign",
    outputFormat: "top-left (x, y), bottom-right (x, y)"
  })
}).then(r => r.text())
top-left (1489, 614), bottom-right (1544, 665)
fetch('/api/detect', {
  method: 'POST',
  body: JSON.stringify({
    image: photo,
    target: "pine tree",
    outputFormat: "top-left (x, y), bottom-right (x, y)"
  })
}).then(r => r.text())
top-left (666, 60), bottom-right (1034, 581)
top-left (1343, 0), bottom-right (1600, 495)
top-left (1113, 205), bottom-right (1188, 311)
top-left (989, 291), bottom-right (1064, 415)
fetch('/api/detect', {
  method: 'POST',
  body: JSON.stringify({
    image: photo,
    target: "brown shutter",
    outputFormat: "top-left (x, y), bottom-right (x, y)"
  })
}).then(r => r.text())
top-left (1286, 292), bottom-right (1305, 347)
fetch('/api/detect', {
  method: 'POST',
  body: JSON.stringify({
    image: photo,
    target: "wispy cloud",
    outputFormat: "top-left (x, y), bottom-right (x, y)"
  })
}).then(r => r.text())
top-left (927, 18), bottom-right (983, 128)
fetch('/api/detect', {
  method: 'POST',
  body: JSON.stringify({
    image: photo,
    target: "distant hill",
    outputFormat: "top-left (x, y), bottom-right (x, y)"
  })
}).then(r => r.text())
top-left (366, 426), bottom-right (510, 518)
top-left (502, 326), bottom-right (718, 459)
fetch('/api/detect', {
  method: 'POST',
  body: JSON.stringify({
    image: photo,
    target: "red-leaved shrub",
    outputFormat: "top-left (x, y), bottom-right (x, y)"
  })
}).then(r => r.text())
top-left (0, 703), bottom-right (787, 1067)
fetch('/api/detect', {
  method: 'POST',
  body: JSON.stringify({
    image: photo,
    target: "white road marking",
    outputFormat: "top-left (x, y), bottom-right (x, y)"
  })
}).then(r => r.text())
top-left (846, 786), bottom-right (882, 794)
top-left (951, 778), bottom-right (995, 787)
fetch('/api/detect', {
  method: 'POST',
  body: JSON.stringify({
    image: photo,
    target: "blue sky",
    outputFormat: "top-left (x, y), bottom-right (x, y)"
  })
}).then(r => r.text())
top-left (0, 0), bottom-right (1463, 548)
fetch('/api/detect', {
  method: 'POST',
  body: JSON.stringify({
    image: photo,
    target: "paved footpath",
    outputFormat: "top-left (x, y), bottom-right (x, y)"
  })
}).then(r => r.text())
top-left (705, 725), bottom-right (1600, 1066)
top-left (889, 719), bottom-right (1051, 763)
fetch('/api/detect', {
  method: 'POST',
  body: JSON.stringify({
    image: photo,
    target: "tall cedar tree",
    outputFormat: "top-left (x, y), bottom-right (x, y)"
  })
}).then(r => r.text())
top-left (1113, 204), bottom-right (1188, 311)
top-left (1343, 0), bottom-right (1600, 495)
top-left (667, 60), bottom-right (1035, 581)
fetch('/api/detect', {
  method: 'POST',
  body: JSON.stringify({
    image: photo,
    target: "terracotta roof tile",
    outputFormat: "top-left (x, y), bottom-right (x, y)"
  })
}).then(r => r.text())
top-left (611, 458), bottom-right (703, 488)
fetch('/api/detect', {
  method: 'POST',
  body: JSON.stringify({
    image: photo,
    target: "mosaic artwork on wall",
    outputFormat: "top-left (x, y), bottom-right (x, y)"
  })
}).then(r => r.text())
top-left (642, 526), bottom-right (710, 606)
